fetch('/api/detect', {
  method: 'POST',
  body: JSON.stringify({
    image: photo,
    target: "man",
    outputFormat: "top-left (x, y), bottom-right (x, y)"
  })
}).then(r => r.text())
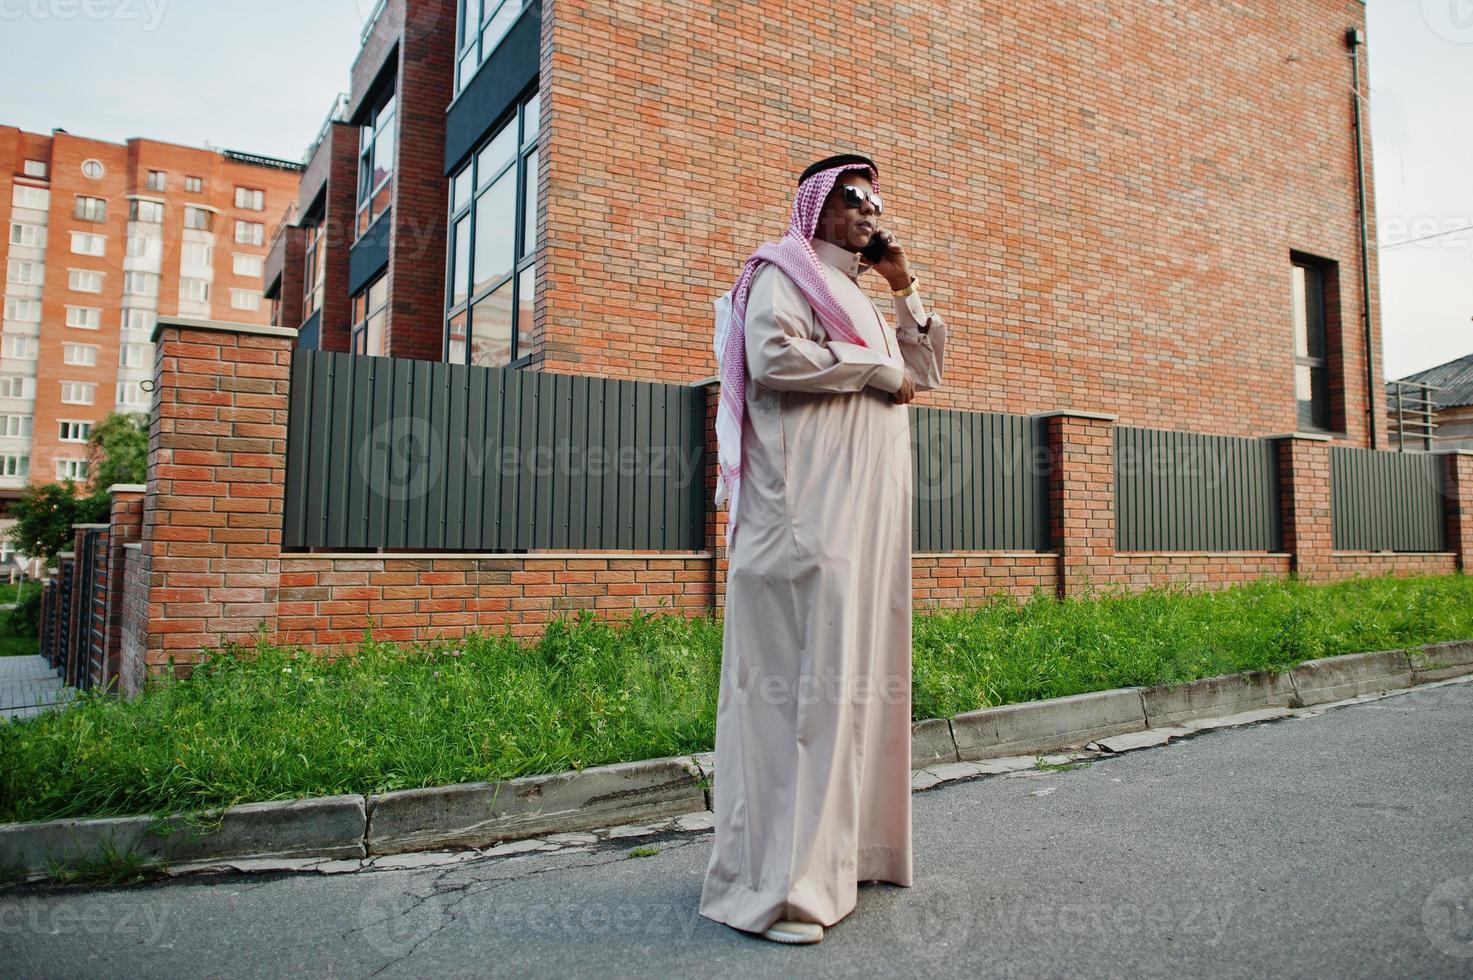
top-left (699, 153), bottom-right (947, 944)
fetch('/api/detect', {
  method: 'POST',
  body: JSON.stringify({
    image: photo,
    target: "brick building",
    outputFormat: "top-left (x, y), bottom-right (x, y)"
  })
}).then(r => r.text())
top-left (0, 127), bottom-right (301, 509)
top-left (42, 0), bottom-right (1473, 685)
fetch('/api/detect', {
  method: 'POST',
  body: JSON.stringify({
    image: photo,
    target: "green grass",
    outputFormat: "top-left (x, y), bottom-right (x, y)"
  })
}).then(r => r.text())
top-left (0, 581), bottom-right (40, 657)
top-left (0, 571), bottom-right (1469, 825)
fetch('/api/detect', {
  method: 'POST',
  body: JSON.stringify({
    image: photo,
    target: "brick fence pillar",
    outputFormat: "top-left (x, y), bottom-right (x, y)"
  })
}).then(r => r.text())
top-left (105, 484), bottom-right (146, 693)
top-left (1271, 432), bottom-right (1335, 583)
top-left (1037, 411), bottom-right (1118, 598)
top-left (1444, 450), bottom-right (1473, 572)
top-left (142, 317), bottom-right (297, 674)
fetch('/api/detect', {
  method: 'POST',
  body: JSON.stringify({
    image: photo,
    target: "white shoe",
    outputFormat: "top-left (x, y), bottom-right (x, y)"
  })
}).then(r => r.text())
top-left (761, 919), bottom-right (824, 944)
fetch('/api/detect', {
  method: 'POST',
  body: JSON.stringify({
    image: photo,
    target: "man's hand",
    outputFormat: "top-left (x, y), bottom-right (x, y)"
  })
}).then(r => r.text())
top-left (892, 375), bottom-right (916, 405)
top-left (861, 229), bottom-right (914, 291)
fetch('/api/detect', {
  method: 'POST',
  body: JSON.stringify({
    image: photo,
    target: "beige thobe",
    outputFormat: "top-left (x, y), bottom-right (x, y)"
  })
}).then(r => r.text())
top-left (699, 237), bottom-right (947, 933)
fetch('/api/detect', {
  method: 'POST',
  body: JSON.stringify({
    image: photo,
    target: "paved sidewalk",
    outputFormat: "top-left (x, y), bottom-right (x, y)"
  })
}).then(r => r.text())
top-left (0, 654), bottom-right (74, 720)
top-left (4, 678), bottom-right (1471, 977)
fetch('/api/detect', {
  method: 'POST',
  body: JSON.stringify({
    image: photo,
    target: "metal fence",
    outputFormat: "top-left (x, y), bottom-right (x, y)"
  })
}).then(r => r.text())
top-left (1330, 446), bottom-right (1447, 552)
top-left (284, 351), bottom-right (708, 552)
top-left (1115, 427), bottom-right (1282, 551)
top-left (910, 407), bottom-right (1051, 552)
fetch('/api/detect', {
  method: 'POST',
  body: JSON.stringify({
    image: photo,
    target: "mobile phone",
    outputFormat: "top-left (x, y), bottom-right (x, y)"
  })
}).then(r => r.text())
top-left (860, 230), bottom-right (890, 264)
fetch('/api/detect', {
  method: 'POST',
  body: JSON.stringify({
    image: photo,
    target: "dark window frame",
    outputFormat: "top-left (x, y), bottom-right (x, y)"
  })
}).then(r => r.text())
top-left (443, 88), bottom-right (540, 369)
top-left (1291, 253), bottom-right (1334, 433)
top-left (355, 89), bottom-right (397, 240)
top-left (302, 210), bottom-right (327, 322)
top-left (351, 273), bottom-right (389, 356)
top-left (455, 0), bottom-right (526, 94)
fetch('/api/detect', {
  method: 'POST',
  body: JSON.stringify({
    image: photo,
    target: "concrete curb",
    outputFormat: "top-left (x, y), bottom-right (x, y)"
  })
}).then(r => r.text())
top-left (1288, 649), bottom-right (1413, 706)
top-left (3, 640), bottom-right (1469, 884)
top-left (0, 795), bottom-right (366, 880)
top-left (365, 756), bottom-right (705, 856)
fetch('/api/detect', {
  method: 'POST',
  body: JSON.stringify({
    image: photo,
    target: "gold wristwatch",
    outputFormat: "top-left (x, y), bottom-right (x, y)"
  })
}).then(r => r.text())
top-left (891, 275), bottom-right (918, 298)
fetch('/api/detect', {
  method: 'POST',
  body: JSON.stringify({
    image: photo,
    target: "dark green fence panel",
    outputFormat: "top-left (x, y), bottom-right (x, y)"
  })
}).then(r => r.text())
top-left (910, 408), bottom-right (1051, 552)
top-left (1114, 427), bottom-right (1281, 551)
top-left (1330, 446), bottom-right (1446, 552)
top-left (284, 351), bottom-right (707, 552)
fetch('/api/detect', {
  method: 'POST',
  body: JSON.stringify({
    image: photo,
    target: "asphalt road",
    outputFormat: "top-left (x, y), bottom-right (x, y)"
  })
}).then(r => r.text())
top-left (4, 680), bottom-right (1473, 979)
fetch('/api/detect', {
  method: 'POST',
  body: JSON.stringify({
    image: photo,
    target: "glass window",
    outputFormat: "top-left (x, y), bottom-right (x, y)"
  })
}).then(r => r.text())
top-left (230, 288), bottom-right (261, 311)
top-left (351, 275), bottom-right (389, 356)
top-left (75, 196), bottom-right (106, 221)
top-left (443, 91), bottom-right (541, 367)
top-left (356, 91), bottom-right (398, 238)
top-left (235, 220), bottom-right (264, 246)
top-left (455, 0), bottom-right (525, 93)
top-left (9, 222), bottom-right (45, 248)
top-left (62, 343), bottom-right (98, 366)
top-left (303, 217), bottom-right (326, 320)
top-left (185, 176), bottom-right (204, 193)
top-left (66, 306), bottom-right (101, 329)
top-left (70, 231), bottom-right (105, 256)
top-left (130, 200), bottom-right (164, 223)
top-left (147, 170), bottom-right (166, 192)
top-left (184, 206), bottom-right (214, 231)
top-left (23, 160), bottom-right (47, 178)
top-left (1291, 258), bottom-right (1332, 432)
top-left (12, 185), bottom-right (48, 210)
top-left (81, 159), bottom-right (104, 179)
top-left (235, 187), bottom-right (265, 211)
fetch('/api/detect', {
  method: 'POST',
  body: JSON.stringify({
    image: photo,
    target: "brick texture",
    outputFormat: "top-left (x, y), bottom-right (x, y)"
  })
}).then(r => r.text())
top-left (538, 0), bottom-right (1385, 449)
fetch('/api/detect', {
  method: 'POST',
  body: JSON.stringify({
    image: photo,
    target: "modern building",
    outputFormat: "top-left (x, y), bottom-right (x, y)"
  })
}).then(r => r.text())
top-left (0, 127), bottom-right (301, 503)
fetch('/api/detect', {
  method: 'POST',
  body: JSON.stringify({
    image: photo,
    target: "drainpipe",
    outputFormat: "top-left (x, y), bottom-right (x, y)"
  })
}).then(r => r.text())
top-left (1347, 27), bottom-right (1378, 449)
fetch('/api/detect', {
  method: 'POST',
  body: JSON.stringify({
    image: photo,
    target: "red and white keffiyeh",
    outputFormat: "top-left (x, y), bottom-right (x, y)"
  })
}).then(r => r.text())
top-left (712, 163), bottom-right (878, 549)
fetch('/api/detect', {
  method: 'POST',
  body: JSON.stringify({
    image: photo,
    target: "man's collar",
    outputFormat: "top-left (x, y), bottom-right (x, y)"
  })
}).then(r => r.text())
top-left (809, 236), bottom-right (862, 279)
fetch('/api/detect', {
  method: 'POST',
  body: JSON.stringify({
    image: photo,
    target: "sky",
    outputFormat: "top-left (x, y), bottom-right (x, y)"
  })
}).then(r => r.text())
top-left (0, 0), bottom-right (1467, 379)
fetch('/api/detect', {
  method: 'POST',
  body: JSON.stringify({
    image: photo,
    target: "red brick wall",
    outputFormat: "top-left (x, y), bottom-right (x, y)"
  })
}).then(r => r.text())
top-left (539, 0), bottom-right (1383, 448)
top-left (1279, 435), bottom-right (1335, 581)
top-left (383, 0), bottom-right (455, 360)
top-left (105, 489), bottom-right (145, 689)
top-left (1447, 452), bottom-right (1473, 572)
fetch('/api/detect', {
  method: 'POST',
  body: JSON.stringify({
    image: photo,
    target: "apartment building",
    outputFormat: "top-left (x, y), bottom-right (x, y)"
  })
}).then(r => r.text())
top-left (0, 128), bottom-right (301, 501)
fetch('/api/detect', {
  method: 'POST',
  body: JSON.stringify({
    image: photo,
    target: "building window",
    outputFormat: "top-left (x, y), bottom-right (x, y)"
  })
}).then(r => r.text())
top-left (184, 206), bottom-right (215, 231)
top-left (356, 90), bottom-right (397, 238)
top-left (67, 306), bottom-right (102, 329)
top-left (0, 455), bottom-right (28, 478)
top-left (122, 309), bottom-right (154, 334)
top-left (123, 272), bottom-right (158, 297)
top-left (69, 269), bottom-right (103, 293)
top-left (12, 185), bottom-right (49, 210)
top-left (23, 160), bottom-right (47, 178)
top-left (351, 275), bottom-right (389, 356)
top-left (119, 343), bottom-right (150, 368)
top-left (455, 0), bottom-right (526, 94)
top-left (185, 175), bottom-right (203, 193)
top-left (2, 414), bottom-right (32, 438)
top-left (302, 216), bottom-right (326, 320)
top-left (233, 254), bottom-right (264, 278)
top-left (9, 222), bottom-right (46, 248)
top-left (81, 159), bottom-right (104, 179)
top-left (116, 381), bottom-right (149, 407)
top-left (445, 91), bottom-right (540, 368)
top-left (182, 241), bottom-right (213, 268)
top-left (147, 170), bottom-right (167, 192)
top-left (60, 381), bottom-right (96, 405)
top-left (63, 342), bottom-right (99, 366)
top-left (0, 376), bottom-right (33, 399)
top-left (70, 231), bottom-right (106, 256)
top-left (7, 259), bottom-right (41, 285)
top-left (130, 199), bottom-right (164, 224)
top-left (58, 420), bottom-right (91, 443)
top-left (1, 335), bottom-right (38, 360)
top-left (180, 278), bottom-right (210, 303)
top-left (230, 288), bottom-right (261, 311)
top-left (4, 298), bottom-right (41, 322)
top-left (235, 220), bottom-right (264, 246)
top-left (1291, 256), bottom-right (1334, 432)
top-left (56, 458), bottom-right (89, 481)
top-left (75, 196), bottom-right (106, 221)
top-left (234, 186), bottom-right (265, 211)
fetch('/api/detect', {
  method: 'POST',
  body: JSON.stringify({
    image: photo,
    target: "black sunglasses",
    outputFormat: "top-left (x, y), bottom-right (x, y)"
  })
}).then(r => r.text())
top-left (837, 183), bottom-right (883, 215)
